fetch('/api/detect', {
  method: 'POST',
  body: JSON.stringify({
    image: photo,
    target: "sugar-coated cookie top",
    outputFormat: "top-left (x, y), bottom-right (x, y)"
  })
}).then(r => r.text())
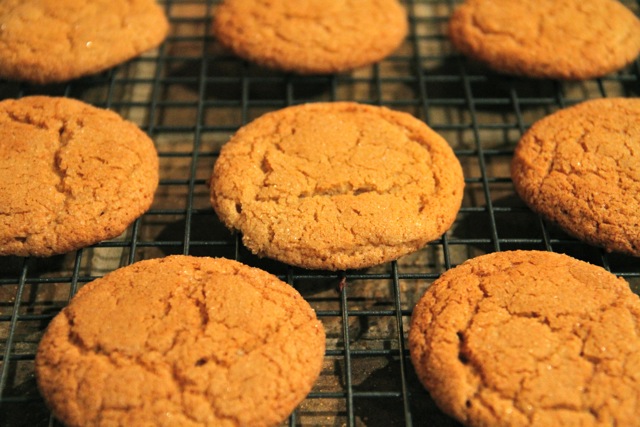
top-left (0, 96), bottom-right (158, 256)
top-left (36, 255), bottom-right (325, 427)
top-left (449, 0), bottom-right (640, 79)
top-left (511, 98), bottom-right (640, 256)
top-left (0, 0), bottom-right (169, 83)
top-left (409, 250), bottom-right (640, 426)
top-left (213, 0), bottom-right (407, 74)
top-left (210, 102), bottom-right (464, 270)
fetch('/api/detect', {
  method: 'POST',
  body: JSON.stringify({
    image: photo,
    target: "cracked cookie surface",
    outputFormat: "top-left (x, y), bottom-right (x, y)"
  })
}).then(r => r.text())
top-left (0, 96), bottom-right (158, 257)
top-left (448, 0), bottom-right (640, 79)
top-left (212, 0), bottom-right (407, 74)
top-left (35, 255), bottom-right (326, 427)
top-left (0, 0), bottom-right (168, 84)
top-left (210, 102), bottom-right (464, 271)
top-left (409, 250), bottom-right (640, 427)
top-left (511, 98), bottom-right (640, 257)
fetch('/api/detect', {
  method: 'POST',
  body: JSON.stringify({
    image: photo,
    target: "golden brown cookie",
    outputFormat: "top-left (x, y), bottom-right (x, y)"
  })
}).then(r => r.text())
top-left (448, 0), bottom-right (640, 79)
top-left (409, 250), bottom-right (640, 427)
top-left (210, 102), bottom-right (464, 271)
top-left (0, 96), bottom-right (158, 257)
top-left (36, 255), bottom-right (325, 427)
top-left (511, 98), bottom-right (640, 257)
top-left (212, 0), bottom-right (407, 74)
top-left (0, 0), bottom-right (169, 84)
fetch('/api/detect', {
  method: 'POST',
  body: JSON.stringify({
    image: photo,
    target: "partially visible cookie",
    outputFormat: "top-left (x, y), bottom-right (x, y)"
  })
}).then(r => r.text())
top-left (36, 255), bottom-right (326, 427)
top-left (448, 0), bottom-right (640, 79)
top-left (0, 0), bottom-right (169, 84)
top-left (0, 96), bottom-right (158, 257)
top-left (210, 102), bottom-right (464, 271)
top-left (409, 250), bottom-right (640, 426)
top-left (511, 98), bottom-right (640, 257)
top-left (212, 0), bottom-right (407, 74)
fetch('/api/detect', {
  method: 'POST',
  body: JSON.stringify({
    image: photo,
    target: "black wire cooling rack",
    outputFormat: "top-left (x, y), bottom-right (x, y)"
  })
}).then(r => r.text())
top-left (1, 1), bottom-right (640, 426)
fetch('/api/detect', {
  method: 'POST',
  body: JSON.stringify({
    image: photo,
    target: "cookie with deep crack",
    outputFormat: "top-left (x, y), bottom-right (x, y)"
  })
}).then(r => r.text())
top-left (0, 96), bottom-right (158, 257)
top-left (36, 255), bottom-right (326, 427)
top-left (0, 0), bottom-right (169, 84)
top-left (448, 0), bottom-right (640, 79)
top-left (210, 102), bottom-right (464, 271)
top-left (212, 0), bottom-right (407, 74)
top-left (511, 98), bottom-right (640, 257)
top-left (409, 250), bottom-right (640, 426)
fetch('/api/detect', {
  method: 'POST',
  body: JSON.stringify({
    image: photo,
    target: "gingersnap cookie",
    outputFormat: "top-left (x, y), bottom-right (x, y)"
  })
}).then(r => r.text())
top-left (409, 250), bottom-right (640, 426)
top-left (448, 0), bottom-right (640, 79)
top-left (36, 255), bottom-right (325, 427)
top-left (0, 96), bottom-right (158, 257)
top-left (212, 0), bottom-right (407, 74)
top-left (511, 98), bottom-right (640, 257)
top-left (0, 0), bottom-right (169, 84)
top-left (210, 102), bottom-right (464, 271)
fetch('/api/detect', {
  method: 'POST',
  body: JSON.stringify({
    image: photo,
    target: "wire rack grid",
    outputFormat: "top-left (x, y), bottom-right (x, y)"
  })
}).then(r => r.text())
top-left (1, 0), bottom-right (639, 426)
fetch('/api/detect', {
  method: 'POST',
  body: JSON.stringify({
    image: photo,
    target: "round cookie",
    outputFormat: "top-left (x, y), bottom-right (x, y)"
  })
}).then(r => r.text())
top-left (210, 102), bottom-right (464, 271)
top-left (0, 96), bottom-right (158, 257)
top-left (36, 255), bottom-right (326, 427)
top-left (448, 0), bottom-right (640, 79)
top-left (212, 0), bottom-right (407, 74)
top-left (0, 0), bottom-right (169, 84)
top-left (511, 98), bottom-right (640, 257)
top-left (409, 250), bottom-right (640, 427)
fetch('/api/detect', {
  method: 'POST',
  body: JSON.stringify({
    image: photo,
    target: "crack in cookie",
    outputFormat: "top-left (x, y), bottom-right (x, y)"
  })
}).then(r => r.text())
top-left (212, 0), bottom-right (407, 74)
top-left (36, 255), bottom-right (325, 427)
top-left (449, 0), bottom-right (640, 79)
top-left (0, 96), bottom-right (158, 256)
top-left (0, 0), bottom-right (168, 84)
top-left (210, 102), bottom-right (464, 270)
top-left (409, 250), bottom-right (640, 426)
top-left (512, 98), bottom-right (640, 257)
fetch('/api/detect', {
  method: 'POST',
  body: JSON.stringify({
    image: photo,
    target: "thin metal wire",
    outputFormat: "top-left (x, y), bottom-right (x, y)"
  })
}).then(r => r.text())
top-left (391, 261), bottom-right (413, 426)
top-left (458, 61), bottom-right (502, 253)
top-left (182, 0), bottom-right (213, 256)
top-left (339, 274), bottom-right (355, 426)
top-left (0, 259), bottom-right (28, 394)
